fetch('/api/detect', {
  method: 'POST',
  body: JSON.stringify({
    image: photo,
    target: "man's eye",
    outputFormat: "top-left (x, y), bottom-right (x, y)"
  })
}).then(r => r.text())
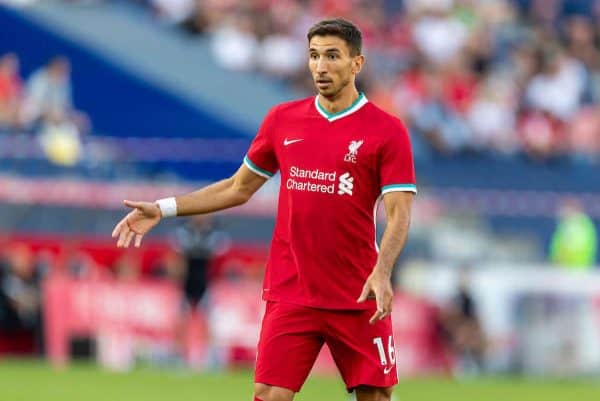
top-left (328, 54), bottom-right (338, 60)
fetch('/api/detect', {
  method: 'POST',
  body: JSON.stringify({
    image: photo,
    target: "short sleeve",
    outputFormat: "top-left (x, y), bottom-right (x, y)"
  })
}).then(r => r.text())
top-left (378, 120), bottom-right (417, 195)
top-left (244, 106), bottom-right (279, 179)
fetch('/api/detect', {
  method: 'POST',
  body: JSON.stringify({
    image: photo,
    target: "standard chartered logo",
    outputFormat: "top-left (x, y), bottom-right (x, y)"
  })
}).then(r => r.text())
top-left (286, 166), bottom-right (354, 196)
top-left (337, 172), bottom-right (353, 196)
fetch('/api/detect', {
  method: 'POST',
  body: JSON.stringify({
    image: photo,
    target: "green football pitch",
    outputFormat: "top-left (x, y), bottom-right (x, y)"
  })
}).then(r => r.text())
top-left (0, 359), bottom-right (599, 401)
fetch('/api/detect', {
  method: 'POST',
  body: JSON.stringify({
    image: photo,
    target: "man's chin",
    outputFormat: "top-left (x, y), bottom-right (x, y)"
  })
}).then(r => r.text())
top-left (316, 86), bottom-right (336, 98)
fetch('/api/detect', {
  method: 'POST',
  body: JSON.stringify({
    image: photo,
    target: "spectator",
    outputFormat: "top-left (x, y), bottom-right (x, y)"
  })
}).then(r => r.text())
top-left (440, 267), bottom-right (486, 375)
top-left (21, 57), bottom-right (72, 126)
top-left (20, 56), bottom-right (89, 133)
top-left (550, 198), bottom-right (597, 270)
top-left (0, 244), bottom-right (41, 333)
top-left (411, 7), bottom-right (469, 65)
top-left (411, 68), bottom-right (473, 155)
top-left (567, 106), bottom-right (600, 164)
top-left (210, 15), bottom-right (259, 72)
top-left (0, 249), bottom-right (20, 330)
top-left (466, 75), bottom-right (518, 154)
top-left (0, 53), bottom-right (22, 131)
top-left (517, 110), bottom-right (565, 160)
top-left (524, 46), bottom-right (587, 121)
top-left (257, 29), bottom-right (305, 79)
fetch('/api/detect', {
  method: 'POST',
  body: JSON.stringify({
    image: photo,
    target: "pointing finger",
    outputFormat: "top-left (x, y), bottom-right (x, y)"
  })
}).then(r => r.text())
top-left (134, 234), bottom-right (143, 248)
top-left (123, 200), bottom-right (144, 209)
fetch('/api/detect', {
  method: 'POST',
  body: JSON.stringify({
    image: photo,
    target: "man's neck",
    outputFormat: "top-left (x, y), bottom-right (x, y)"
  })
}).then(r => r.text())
top-left (317, 87), bottom-right (360, 114)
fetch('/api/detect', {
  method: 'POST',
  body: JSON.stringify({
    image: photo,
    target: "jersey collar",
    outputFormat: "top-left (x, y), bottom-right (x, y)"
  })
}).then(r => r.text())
top-left (315, 92), bottom-right (368, 122)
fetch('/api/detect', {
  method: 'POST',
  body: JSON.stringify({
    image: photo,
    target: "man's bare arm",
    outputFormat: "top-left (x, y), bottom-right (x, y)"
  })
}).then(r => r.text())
top-left (373, 191), bottom-right (413, 277)
top-left (111, 164), bottom-right (268, 248)
top-left (174, 164), bottom-right (267, 215)
top-left (357, 191), bottom-right (413, 323)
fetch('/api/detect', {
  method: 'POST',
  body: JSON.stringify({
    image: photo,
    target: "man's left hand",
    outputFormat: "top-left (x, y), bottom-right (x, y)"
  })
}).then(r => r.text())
top-left (357, 268), bottom-right (393, 324)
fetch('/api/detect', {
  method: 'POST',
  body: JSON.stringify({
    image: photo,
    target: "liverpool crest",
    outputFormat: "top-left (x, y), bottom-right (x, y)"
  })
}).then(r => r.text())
top-left (344, 140), bottom-right (363, 163)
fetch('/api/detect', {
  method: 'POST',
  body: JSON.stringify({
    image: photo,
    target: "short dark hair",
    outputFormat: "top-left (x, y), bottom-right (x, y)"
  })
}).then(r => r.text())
top-left (307, 18), bottom-right (362, 56)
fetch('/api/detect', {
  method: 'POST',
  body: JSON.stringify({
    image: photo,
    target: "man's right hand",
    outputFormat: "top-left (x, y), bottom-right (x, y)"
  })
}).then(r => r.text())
top-left (111, 200), bottom-right (162, 248)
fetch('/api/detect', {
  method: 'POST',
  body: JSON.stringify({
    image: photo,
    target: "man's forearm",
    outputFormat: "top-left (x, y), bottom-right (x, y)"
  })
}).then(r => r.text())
top-left (373, 215), bottom-right (411, 277)
top-left (173, 177), bottom-right (249, 216)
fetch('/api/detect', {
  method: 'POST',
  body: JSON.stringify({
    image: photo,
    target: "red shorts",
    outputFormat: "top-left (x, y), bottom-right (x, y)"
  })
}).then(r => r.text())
top-left (255, 301), bottom-right (398, 392)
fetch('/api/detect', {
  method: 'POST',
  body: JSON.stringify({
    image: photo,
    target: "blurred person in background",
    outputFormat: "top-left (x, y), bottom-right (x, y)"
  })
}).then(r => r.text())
top-left (173, 215), bottom-right (230, 311)
top-left (0, 53), bottom-right (22, 131)
top-left (21, 56), bottom-right (72, 127)
top-left (550, 198), bottom-right (597, 271)
top-left (410, 66), bottom-right (473, 155)
top-left (0, 243), bottom-right (45, 352)
top-left (566, 105), bottom-right (600, 164)
top-left (0, 247), bottom-right (20, 331)
top-left (440, 266), bottom-right (486, 376)
top-left (112, 18), bottom-right (415, 401)
top-left (0, 244), bottom-right (40, 330)
top-left (20, 56), bottom-right (89, 134)
top-left (171, 215), bottom-right (230, 369)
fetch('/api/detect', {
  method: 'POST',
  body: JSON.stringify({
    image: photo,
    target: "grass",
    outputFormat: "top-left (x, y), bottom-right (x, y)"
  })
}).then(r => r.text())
top-left (0, 359), bottom-right (599, 401)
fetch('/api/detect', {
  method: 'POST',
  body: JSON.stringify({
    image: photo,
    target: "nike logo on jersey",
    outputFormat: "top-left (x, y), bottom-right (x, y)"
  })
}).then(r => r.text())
top-left (284, 138), bottom-right (303, 146)
top-left (383, 366), bottom-right (393, 374)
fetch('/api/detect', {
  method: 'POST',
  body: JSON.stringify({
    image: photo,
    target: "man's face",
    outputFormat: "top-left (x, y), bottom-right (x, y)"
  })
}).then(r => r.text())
top-left (308, 35), bottom-right (363, 98)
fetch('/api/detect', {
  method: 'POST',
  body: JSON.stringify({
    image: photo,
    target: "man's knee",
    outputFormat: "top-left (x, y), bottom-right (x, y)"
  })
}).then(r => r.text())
top-left (254, 383), bottom-right (295, 401)
top-left (355, 385), bottom-right (393, 401)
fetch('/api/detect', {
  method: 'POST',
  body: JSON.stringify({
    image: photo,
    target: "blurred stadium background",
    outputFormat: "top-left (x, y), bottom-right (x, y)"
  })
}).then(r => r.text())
top-left (1, 0), bottom-right (600, 399)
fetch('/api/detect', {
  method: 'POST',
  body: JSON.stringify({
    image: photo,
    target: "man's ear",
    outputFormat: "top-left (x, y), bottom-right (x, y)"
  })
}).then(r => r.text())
top-left (353, 54), bottom-right (365, 74)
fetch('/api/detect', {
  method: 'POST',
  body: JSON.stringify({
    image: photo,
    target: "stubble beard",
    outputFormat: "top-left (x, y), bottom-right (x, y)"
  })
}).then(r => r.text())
top-left (316, 76), bottom-right (352, 101)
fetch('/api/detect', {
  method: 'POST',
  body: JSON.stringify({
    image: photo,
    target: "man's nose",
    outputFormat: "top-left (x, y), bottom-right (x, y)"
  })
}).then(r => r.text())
top-left (316, 57), bottom-right (328, 73)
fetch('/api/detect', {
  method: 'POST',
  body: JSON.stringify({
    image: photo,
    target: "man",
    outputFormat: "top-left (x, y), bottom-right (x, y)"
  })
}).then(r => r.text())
top-left (550, 198), bottom-right (597, 270)
top-left (21, 57), bottom-right (73, 127)
top-left (112, 18), bottom-right (416, 401)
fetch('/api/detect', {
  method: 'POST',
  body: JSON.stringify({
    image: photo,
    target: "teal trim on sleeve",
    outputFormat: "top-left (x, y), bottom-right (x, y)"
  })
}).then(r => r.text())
top-left (244, 155), bottom-right (275, 178)
top-left (381, 184), bottom-right (417, 194)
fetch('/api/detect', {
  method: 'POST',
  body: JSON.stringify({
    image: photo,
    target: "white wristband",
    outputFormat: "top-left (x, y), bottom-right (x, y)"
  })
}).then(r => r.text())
top-left (156, 197), bottom-right (177, 218)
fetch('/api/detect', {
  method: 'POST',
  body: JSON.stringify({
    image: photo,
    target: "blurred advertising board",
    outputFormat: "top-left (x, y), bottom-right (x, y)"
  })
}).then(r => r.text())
top-left (401, 264), bottom-right (600, 375)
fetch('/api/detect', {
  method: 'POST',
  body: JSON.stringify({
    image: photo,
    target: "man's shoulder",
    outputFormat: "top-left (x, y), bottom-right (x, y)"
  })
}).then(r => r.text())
top-left (270, 96), bottom-right (314, 115)
top-left (363, 100), bottom-right (406, 130)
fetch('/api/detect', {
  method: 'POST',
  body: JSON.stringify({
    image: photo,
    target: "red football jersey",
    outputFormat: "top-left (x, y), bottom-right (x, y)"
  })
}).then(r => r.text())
top-left (245, 93), bottom-right (416, 310)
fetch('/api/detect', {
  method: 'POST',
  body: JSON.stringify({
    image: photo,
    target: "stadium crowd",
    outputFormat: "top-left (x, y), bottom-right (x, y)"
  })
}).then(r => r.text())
top-left (144, 0), bottom-right (600, 164)
top-left (4, 0), bottom-right (600, 164)
top-left (0, 53), bottom-right (89, 165)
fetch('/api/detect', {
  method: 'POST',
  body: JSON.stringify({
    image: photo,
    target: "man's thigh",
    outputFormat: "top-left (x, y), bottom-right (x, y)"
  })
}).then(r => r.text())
top-left (255, 302), bottom-right (324, 393)
top-left (324, 308), bottom-right (398, 392)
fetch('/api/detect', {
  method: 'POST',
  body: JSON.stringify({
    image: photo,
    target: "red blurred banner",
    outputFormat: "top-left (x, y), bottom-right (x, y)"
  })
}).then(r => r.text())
top-left (43, 276), bottom-right (450, 375)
